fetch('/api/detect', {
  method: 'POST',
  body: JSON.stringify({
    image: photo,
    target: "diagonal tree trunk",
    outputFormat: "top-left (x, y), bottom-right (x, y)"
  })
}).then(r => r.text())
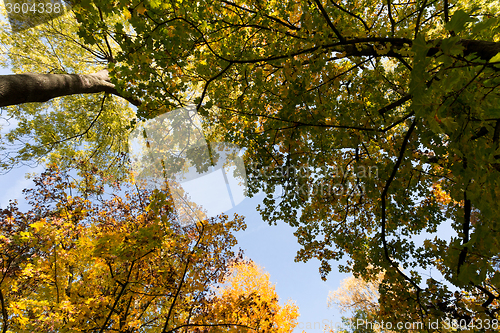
top-left (0, 69), bottom-right (140, 107)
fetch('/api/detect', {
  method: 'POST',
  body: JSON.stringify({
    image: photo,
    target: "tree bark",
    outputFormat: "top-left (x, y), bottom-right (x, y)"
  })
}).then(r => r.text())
top-left (0, 69), bottom-right (140, 107)
top-left (338, 38), bottom-right (500, 61)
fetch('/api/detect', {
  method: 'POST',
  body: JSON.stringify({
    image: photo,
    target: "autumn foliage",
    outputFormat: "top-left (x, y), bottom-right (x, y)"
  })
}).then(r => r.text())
top-left (0, 167), bottom-right (297, 332)
top-left (207, 261), bottom-right (299, 333)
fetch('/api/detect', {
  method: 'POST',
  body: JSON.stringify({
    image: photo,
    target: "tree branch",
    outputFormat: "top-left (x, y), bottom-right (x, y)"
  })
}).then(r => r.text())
top-left (165, 322), bottom-right (258, 333)
top-left (457, 192), bottom-right (471, 276)
top-left (381, 119), bottom-right (421, 291)
top-left (414, 0), bottom-right (429, 39)
top-left (49, 94), bottom-right (107, 146)
top-left (444, 0), bottom-right (450, 23)
top-left (0, 70), bottom-right (140, 107)
top-left (313, 0), bottom-right (345, 42)
top-left (161, 222), bottom-right (205, 333)
top-left (387, 0), bottom-right (395, 37)
top-left (328, 0), bottom-right (370, 31)
top-left (378, 94), bottom-right (412, 115)
top-left (99, 261), bottom-right (136, 333)
top-left (0, 289), bottom-right (8, 333)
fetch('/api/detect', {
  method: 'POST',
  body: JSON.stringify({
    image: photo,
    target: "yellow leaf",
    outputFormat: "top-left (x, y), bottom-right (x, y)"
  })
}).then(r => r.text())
top-left (490, 52), bottom-right (500, 63)
top-left (136, 3), bottom-right (147, 16)
top-left (124, 9), bottom-right (132, 20)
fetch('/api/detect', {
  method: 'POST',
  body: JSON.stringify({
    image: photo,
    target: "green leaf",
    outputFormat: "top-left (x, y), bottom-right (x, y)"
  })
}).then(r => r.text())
top-left (445, 10), bottom-right (474, 33)
top-left (440, 117), bottom-right (458, 131)
top-left (440, 37), bottom-right (464, 56)
top-left (472, 17), bottom-right (498, 34)
top-left (491, 272), bottom-right (500, 286)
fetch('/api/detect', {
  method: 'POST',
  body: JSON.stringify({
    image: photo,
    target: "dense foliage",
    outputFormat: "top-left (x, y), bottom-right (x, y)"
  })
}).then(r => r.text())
top-left (0, 7), bottom-right (133, 177)
top-left (0, 166), bottom-right (298, 332)
top-left (2, 0), bottom-right (500, 328)
top-left (69, 0), bottom-right (500, 325)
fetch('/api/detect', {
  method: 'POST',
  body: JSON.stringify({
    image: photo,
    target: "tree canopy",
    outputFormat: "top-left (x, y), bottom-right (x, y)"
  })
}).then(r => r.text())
top-left (0, 165), bottom-right (299, 332)
top-left (0, 5), bottom-right (134, 178)
top-left (2, 0), bottom-right (500, 328)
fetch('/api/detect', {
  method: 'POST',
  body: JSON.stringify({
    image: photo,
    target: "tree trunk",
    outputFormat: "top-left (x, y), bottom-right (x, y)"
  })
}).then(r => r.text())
top-left (0, 69), bottom-right (140, 107)
top-left (339, 38), bottom-right (500, 60)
